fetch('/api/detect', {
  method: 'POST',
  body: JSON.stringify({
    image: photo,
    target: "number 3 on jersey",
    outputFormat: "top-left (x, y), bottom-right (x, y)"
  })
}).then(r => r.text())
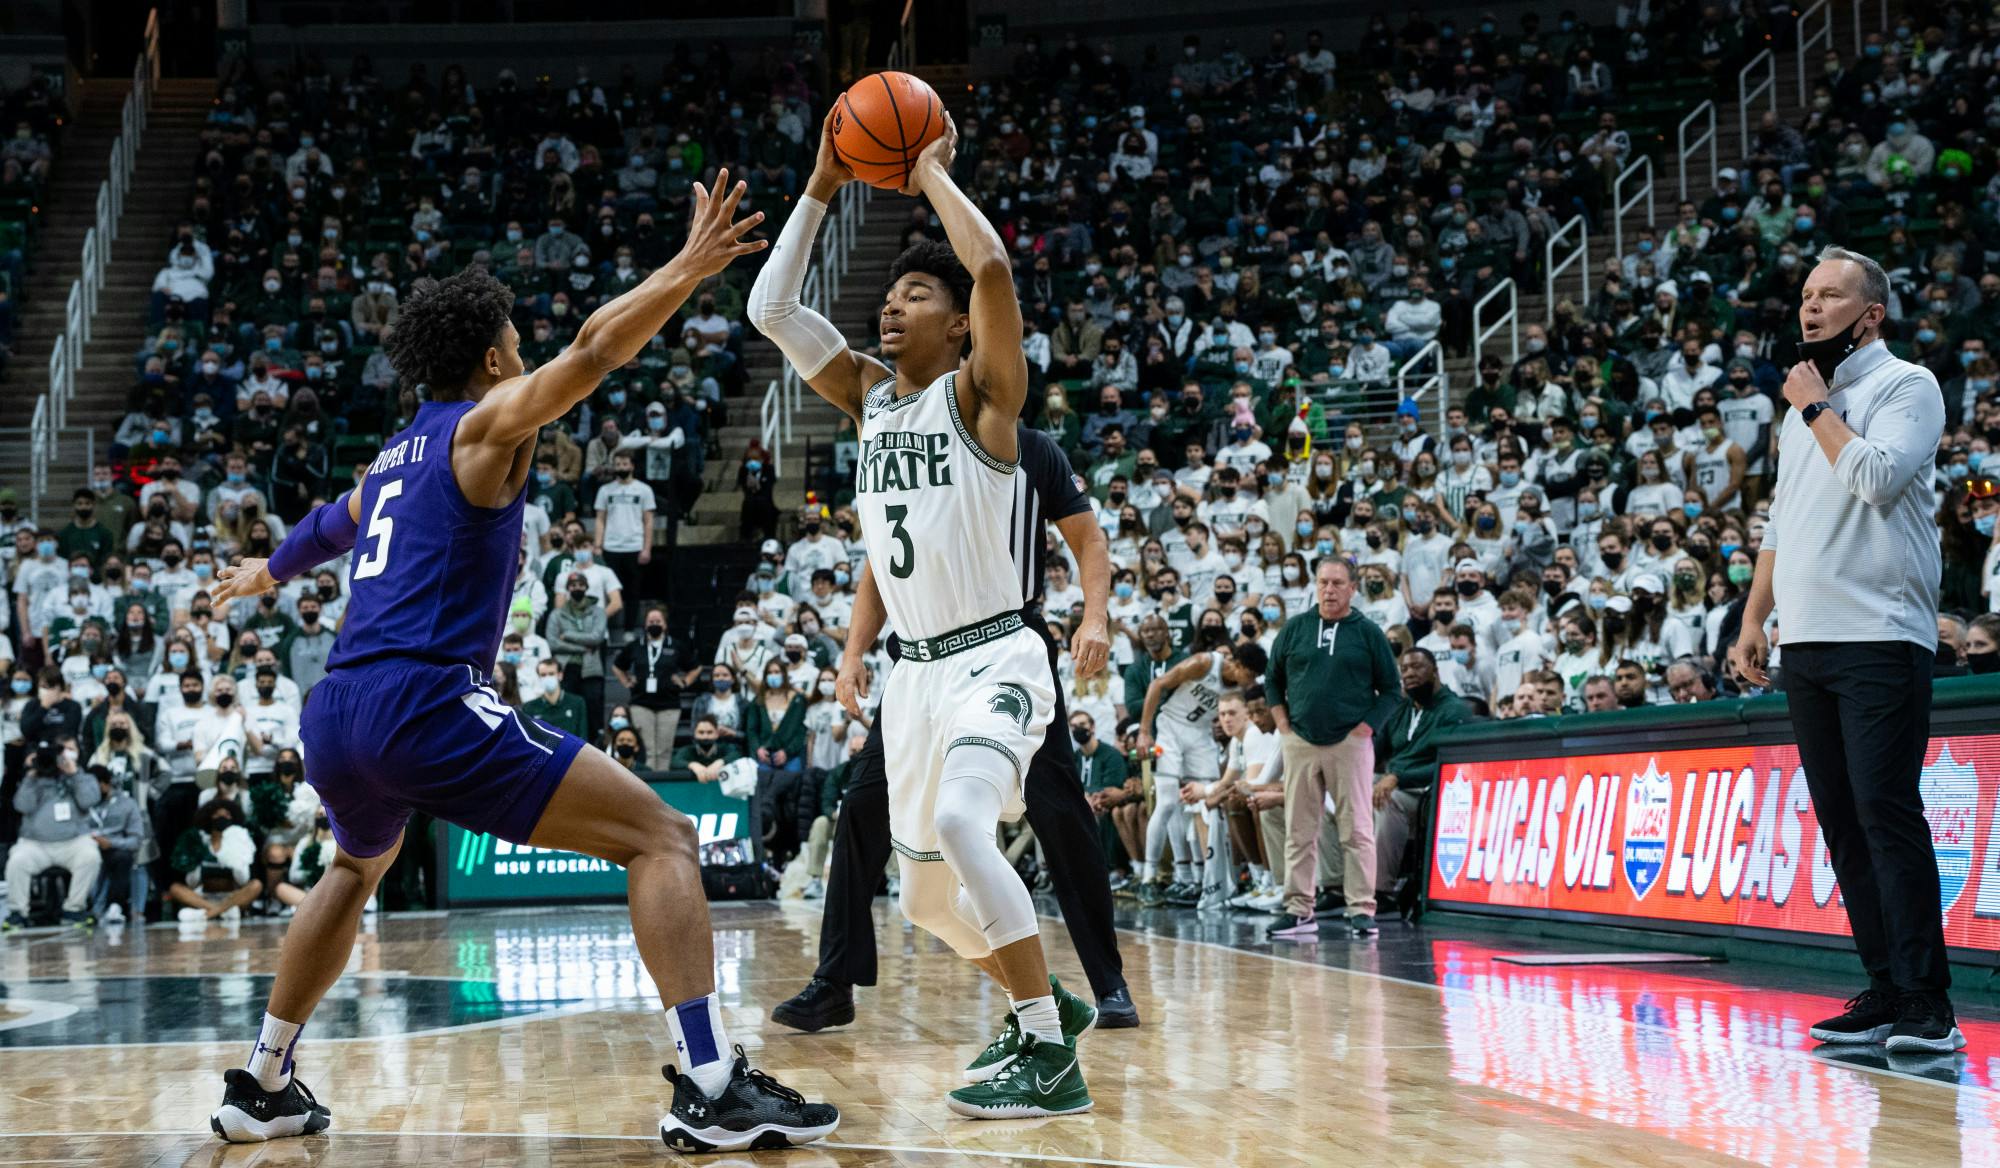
top-left (884, 503), bottom-right (913, 579)
top-left (353, 479), bottom-right (405, 580)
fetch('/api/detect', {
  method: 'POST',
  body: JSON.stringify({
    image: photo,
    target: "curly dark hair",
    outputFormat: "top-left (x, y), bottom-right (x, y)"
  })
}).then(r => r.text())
top-left (884, 239), bottom-right (974, 312)
top-left (383, 268), bottom-right (516, 399)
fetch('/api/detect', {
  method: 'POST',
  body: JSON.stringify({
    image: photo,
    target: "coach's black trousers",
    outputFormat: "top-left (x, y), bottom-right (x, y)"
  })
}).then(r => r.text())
top-left (1781, 641), bottom-right (1950, 994)
top-left (812, 638), bottom-right (1126, 1000)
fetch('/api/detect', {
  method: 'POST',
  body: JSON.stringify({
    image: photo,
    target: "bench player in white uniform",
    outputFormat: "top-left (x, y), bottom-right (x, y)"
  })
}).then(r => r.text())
top-left (749, 110), bottom-right (1091, 1119)
top-left (1692, 402), bottom-right (1747, 513)
top-left (1135, 630), bottom-right (1264, 906)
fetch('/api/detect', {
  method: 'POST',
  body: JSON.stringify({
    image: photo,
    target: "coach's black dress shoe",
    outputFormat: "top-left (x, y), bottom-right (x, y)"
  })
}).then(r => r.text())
top-left (770, 977), bottom-right (855, 1032)
top-left (1095, 986), bottom-right (1140, 1029)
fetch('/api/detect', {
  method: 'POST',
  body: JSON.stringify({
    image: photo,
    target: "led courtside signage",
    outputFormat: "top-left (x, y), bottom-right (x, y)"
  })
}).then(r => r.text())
top-left (1427, 737), bottom-right (2000, 960)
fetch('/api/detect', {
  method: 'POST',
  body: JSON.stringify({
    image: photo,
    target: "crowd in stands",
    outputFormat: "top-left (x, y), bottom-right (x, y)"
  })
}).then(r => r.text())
top-left (812, 3), bottom-right (2000, 912)
top-left (9, 2), bottom-right (2000, 926)
top-left (2, 43), bottom-right (824, 926)
top-left (0, 73), bottom-right (69, 385)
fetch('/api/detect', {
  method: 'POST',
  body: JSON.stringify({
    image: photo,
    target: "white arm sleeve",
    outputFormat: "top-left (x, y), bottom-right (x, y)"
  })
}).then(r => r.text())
top-left (746, 195), bottom-right (848, 380)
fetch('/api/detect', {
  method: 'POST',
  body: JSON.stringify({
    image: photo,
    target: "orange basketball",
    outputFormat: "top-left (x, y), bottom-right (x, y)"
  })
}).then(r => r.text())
top-left (831, 71), bottom-right (943, 191)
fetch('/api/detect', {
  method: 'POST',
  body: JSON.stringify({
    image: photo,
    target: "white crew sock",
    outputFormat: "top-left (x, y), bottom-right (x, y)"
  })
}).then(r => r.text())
top-left (666, 994), bottom-right (735, 1098)
top-left (1174, 861), bottom-right (1196, 884)
top-left (1249, 863), bottom-right (1269, 886)
top-left (1138, 860), bottom-right (1157, 882)
top-left (1012, 993), bottom-right (1063, 1045)
top-left (247, 1012), bottom-right (303, 1091)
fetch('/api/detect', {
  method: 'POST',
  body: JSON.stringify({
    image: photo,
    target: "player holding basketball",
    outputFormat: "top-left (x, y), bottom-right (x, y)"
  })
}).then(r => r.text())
top-left (748, 109), bottom-right (1092, 1118)
top-left (205, 172), bottom-right (840, 1155)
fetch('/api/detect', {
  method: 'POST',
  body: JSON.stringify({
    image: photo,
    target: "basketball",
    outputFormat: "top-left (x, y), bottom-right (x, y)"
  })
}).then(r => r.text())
top-left (831, 71), bottom-right (943, 190)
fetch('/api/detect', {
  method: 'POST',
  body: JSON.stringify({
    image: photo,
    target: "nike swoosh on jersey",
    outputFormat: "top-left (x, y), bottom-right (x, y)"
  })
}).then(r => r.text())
top-left (970, 664), bottom-right (992, 677)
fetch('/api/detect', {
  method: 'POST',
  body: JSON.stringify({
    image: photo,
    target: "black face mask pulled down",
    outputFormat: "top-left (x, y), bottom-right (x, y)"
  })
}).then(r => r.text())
top-left (1795, 304), bottom-right (1873, 383)
top-left (1969, 649), bottom-right (2000, 675)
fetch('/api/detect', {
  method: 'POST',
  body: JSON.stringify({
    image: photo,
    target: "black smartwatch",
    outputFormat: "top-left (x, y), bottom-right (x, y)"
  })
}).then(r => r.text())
top-left (1801, 401), bottom-right (1834, 427)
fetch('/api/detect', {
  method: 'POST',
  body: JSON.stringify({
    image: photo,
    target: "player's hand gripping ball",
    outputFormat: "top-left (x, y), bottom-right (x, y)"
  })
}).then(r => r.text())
top-left (830, 71), bottom-right (944, 191)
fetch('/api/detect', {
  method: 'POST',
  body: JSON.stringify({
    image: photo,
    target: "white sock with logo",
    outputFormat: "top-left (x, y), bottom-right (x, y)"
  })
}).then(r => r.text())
top-left (1012, 993), bottom-right (1063, 1045)
top-left (246, 1012), bottom-right (303, 1091)
top-left (666, 994), bottom-right (735, 1098)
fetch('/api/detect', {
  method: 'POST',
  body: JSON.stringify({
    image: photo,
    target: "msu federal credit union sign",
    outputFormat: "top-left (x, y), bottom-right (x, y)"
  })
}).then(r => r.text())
top-left (439, 780), bottom-right (751, 905)
top-left (1426, 735), bottom-right (2000, 961)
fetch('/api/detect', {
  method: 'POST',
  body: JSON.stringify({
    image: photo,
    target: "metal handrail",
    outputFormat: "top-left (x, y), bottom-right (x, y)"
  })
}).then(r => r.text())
top-left (1611, 155), bottom-right (1654, 267)
top-left (1395, 340), bottom-right (1448, 439)
top-left (1676, 101), bottom-right (1716, 205)
top-left (1737, 50), bottom-right (1775, 162)
top-left (761, 379), bottom-right (783, 477)
top-left (1544, 215), bottom-right (1589, 321)
top-left (29, 396), bottom-right (50, 523)
top-left (1854, 0), bottom-right (1887, 53)
top-left (1797, 0), bottom-right (1833, 106)
top-left (33, 7), bottom-right (158, 499)
top-left (1474, 279), bottom-right (1518, 368)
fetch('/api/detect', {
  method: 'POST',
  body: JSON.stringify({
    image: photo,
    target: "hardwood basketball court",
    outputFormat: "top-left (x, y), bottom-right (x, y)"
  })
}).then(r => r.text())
top-left (0, 901), bottom-right (1991, 1167)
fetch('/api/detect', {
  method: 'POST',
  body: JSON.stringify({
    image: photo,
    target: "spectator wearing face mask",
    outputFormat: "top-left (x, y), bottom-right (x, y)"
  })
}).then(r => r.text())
top-left (673, 715), bottom-right (740, 783)
top-left (240, 667), bottom-right (301, 782)
top-left (713, 604), bottom-right (777, 685)
top-left (522, 659), bottom-right (590, 741)
top-left (547, 573), bottom-right (608, 733)
top-left (1486, 589), bottom-right (1554, 705)
top-left (783, 507), bottom-right (845, 598)
top-left (613, 604), bottom-right (695, 761)
top-left (20, 665), bottom-right (83, 748)
top-left (3, 738), bottom-right (100, 929)
top-left (13, 530), bottom-right (67, 643)
top-left (284, 597), bottom-right (335, 695)
top-left (592, 452), bottom-right (656, 628)
top-left (165, 794), bottom-right (262, 923)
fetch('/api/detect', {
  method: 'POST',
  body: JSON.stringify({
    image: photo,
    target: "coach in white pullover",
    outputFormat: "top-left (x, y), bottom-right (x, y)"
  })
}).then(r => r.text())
top-left (1730, 246), bottom-right (1960, 1054)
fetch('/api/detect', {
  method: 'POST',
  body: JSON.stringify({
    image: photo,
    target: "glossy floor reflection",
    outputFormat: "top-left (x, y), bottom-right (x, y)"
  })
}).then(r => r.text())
top-left (0, 897), bottom-right (1992, 1167)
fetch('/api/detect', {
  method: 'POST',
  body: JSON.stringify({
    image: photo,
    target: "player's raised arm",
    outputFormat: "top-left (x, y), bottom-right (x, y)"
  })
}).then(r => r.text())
top-left (906, 113), bottom-right (1025, 462)
top-left (462, 171), bottom-right (766, 448)
top-left (748, 111), bottom-right (885, 424)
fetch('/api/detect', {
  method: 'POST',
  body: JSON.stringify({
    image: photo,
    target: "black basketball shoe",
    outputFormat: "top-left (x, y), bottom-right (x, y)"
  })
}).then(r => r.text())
top-left (770, 977), bottom-right (856, 1033)
top-left (210, 1069), bottom-right (332, 1142)
top-left (1095, 986), bottom-right (1141, 1029)
top-left (1808, 988), bottom-right (1899, 1045)
top-left (1885, 992), bottom-right (1967, 1055)
top-left (659, 1046), bottom-right (840, 1153)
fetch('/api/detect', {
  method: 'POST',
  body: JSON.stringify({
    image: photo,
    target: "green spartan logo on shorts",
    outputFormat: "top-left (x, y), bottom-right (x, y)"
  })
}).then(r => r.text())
top-left (986, 683), bottom-right (1033, 732)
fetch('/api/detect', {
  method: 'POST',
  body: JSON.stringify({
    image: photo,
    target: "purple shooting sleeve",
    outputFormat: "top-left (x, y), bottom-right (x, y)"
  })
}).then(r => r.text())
top-left (267, 491), bottom-right (360, 582)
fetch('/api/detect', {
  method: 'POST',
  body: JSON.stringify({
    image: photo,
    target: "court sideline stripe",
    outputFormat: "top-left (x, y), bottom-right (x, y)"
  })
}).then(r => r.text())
top-left (1077, 913), bottom-right (1999, 1101)
top-left (0, 1001), bottom-right (603, 1051)
top-left (0, 1129), bottom-right (1186, 1167)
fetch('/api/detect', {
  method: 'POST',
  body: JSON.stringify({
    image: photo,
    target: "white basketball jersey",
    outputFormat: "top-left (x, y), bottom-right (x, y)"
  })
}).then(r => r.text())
top-left (855, 370), bottom-right (1021, 640)
top-left (1158, 652), bottom-right (1224, 730)
top-left (1693, 440), bottom-right (1739, 511)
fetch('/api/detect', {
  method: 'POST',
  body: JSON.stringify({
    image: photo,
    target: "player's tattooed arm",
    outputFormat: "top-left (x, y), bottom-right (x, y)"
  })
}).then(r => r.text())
top-left (467, 170), bottom-right (764, 446)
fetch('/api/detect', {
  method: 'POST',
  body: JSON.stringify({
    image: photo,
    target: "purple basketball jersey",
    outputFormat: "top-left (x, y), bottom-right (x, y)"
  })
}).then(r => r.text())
top-left (326, 400), bottom-right (524, 675)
